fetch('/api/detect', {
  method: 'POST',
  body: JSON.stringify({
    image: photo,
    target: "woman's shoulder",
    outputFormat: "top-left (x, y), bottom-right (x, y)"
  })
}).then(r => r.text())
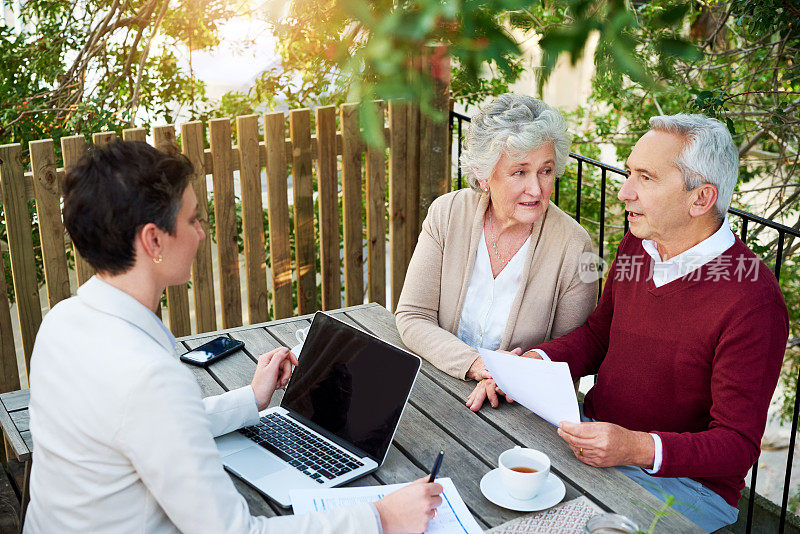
top-left (427, 188), bottom-right (482, 223)
top-left (542, 203), bottom-right (592, 246)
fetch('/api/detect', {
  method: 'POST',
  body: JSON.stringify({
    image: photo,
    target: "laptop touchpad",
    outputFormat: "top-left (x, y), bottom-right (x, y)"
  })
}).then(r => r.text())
top-left (225, 448), bottom-right (286, 479)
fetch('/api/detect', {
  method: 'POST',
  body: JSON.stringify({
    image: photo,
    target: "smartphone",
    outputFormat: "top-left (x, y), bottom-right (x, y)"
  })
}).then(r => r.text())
top-left (180, 336), bottom-right (244, 367)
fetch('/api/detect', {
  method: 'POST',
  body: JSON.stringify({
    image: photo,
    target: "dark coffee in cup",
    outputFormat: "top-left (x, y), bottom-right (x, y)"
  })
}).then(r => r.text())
top-left (510, 466), bottom-right (537, 473)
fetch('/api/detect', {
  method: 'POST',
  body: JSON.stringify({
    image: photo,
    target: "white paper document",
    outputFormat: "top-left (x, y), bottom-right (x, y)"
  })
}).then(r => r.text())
top-left (290, 477), bottom-right (482, 534)
top-left (479, 348), bottom-right (580, 426)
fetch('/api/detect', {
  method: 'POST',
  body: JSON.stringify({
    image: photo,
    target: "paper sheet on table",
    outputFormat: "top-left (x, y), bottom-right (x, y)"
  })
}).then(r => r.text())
top-left (479, 348), bottom-right (580, 426)
top-left (290, 477), bottom-right (482, 534)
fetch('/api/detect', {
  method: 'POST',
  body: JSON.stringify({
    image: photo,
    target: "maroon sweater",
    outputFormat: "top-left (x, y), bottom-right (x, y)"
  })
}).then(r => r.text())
top-left (532, 233), bottom-right (788, 507)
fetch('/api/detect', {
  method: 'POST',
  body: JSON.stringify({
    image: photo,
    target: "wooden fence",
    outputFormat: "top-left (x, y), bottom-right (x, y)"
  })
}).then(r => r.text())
top-left (0, 96), bottom-right (451, 394)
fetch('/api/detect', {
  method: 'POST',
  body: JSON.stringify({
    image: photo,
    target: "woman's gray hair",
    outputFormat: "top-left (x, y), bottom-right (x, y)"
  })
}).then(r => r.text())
top-left (460, 94), bottom-right (571, 191)
top-left (648, 114), bottom-right (738, 218)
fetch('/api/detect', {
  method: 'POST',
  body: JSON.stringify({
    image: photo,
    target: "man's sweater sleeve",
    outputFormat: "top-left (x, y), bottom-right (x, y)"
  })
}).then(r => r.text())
top-left (652, 299), bottom-right (787, 478)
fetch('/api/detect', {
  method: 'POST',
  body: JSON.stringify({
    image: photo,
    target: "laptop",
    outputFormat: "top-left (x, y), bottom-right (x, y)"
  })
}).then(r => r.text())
top-left (214, 312), bottom-right (421, 507)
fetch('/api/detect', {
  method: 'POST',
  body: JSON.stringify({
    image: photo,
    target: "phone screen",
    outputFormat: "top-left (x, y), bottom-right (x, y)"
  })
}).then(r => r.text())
top-left (182, 337), bottom-right (241, 364)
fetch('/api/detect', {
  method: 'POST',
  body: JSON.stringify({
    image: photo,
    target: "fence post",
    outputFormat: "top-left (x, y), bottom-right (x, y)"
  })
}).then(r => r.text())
top-left (237, 115), bottom-right (269, 325)
top-left (366, 101), bottom-right (387, 307)
top-left (340, 103), bottom-right (365, 307)
top-left (418, 45), bottom-right (451, 225)
top-left (264, 112), bottom-right (293, 320)
top-left (0, 263), bottom-right (20, 394)
top-left (315, 106), bottom-right (342, 311)
top-left (289, 109), bottom-right (318, 315)
top-left (209, 118), bottom-right (243, 329)
top-left (0, 144), bottom-right (41, 377)
top-left (30, 139), bottom-right (70, 308)
top-left (181, 121), bottom-right (217, 333)
top-left (122, 128), bottom-right (147, 142)
top-left (389, 100), bottom-right (409, 311)
top-left (405, 98), bottom-right (421, 263)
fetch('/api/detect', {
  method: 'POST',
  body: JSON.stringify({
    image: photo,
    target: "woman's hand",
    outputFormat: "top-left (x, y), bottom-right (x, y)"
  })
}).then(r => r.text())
top-left (466, 356), bottom-right (491, 381)
top-left (375, 477), bottom-right (443, 534)
top-left (250, 347), bottom-right (299, 411)
top-left (466, 348), bottom-right (524, 381)
top-left (465, 378), bottom-right (514, 412)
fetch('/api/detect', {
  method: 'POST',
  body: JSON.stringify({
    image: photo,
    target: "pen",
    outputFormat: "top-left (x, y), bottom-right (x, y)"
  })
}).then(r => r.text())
top-left (428, 450), bottom-right (444, 483)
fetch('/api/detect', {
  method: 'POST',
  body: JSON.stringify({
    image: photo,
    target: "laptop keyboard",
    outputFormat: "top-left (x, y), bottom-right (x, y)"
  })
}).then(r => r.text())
top-left (239, 413), bottom-right (364, 484)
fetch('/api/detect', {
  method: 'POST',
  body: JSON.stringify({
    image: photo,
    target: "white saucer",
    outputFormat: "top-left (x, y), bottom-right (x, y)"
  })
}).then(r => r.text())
top-left (480, 468), bottom-right (566, 512)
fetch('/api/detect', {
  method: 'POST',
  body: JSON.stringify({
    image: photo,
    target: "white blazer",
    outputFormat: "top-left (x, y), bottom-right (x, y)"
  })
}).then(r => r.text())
top-left (25, 276), bottom-right (379, 533)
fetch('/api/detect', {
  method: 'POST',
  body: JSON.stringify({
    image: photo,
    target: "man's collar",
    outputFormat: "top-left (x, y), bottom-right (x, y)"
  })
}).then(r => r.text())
top-left (641, 217), bottom-right (735, 266)
top-left (77, 276), bottom-right (178, 354)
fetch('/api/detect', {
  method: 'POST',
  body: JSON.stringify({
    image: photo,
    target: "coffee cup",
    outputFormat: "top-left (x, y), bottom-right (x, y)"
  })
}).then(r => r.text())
top-left (290, 326), bottom-right (310, 358)
top-left (498, 446), bottom-right (550, 500)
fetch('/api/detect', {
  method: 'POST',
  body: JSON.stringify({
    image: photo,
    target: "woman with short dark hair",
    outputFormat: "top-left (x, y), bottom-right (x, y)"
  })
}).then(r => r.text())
top-left (26, 141), bottom-right (442, 533)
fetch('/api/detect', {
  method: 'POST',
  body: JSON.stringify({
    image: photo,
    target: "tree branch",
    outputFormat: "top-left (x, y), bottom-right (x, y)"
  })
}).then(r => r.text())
top-left (128, 0), bottom-right (170, 124)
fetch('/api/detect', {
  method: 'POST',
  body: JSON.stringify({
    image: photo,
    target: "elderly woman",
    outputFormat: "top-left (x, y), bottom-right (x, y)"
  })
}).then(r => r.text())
top-left (26, 141), bottom-right (442, 534)
top-left (395, 94), bottom-right (597, 411)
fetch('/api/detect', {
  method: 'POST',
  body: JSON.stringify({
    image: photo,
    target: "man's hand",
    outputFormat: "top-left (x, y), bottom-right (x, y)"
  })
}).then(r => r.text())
top-left (465, 378), bottom-right (514, 412)
top-left (557, 421), bottom-right (655, 469)
top-left (251, 347), bottom-right (299, 411)
top-left (520, 350), bottom-right (543, 360)
top-left (375, 477), bottom-right (443, 534)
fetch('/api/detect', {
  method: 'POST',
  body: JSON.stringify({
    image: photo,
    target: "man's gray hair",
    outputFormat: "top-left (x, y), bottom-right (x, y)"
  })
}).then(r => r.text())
top-left (460, 94), bottom-right (571, 191)
top-left (648, 114), bottom-right (738, 218)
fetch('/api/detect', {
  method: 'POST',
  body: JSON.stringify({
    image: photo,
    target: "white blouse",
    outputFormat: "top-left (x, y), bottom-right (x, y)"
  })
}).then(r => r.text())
top-left (457, 230), bottom-right (531, 350)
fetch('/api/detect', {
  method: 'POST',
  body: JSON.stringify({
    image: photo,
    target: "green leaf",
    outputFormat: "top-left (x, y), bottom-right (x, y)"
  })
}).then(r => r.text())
top-left (654, 3), bottom-right (691, 26)
top-left (655, 38), bottom-right (701, 61)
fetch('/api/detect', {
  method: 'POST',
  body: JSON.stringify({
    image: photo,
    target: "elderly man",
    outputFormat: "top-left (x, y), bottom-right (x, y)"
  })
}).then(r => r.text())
top-left (469, 114), bottom-right (788, 531)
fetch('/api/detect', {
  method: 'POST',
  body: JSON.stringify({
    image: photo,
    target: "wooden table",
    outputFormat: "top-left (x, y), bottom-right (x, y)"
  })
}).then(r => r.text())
top-left (0, 303), bottom-right (703, 532)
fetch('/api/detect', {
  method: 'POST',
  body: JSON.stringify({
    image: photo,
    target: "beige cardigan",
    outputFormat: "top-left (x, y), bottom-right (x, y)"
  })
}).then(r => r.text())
top-left (395, 188), bottom-right (598, 379)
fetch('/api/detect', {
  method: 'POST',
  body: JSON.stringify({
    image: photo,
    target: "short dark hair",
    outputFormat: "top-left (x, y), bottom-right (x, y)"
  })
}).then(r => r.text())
top-left (63, 140), bottom-right (194, 275)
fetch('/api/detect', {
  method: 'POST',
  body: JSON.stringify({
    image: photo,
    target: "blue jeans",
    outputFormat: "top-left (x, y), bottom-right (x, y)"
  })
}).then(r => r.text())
top-left (579, 404), bottom-right (739, 532)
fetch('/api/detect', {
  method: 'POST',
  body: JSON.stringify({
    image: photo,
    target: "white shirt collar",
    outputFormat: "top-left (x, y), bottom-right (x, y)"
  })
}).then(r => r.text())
top-left (641, 218), bottom-right (736, 287)
top-left (77, 276), bottom-right (178, 354)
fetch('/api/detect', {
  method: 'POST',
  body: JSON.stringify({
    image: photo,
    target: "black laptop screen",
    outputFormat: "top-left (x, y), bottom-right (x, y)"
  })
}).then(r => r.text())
top-left (281, 313), bottom-right (420, 462)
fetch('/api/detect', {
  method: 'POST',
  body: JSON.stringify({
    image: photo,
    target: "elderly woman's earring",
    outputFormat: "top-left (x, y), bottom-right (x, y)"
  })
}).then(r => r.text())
top-left (153, 255), bottom-right (163, 264)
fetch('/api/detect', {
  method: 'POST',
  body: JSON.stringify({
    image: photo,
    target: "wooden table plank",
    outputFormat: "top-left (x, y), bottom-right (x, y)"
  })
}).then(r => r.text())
top-left (344, 304), bottom-right (704, 532)
top-left (20, 431), bottom-right (32, 454)
top-left (9, 410), bottom-right (28, 433)
top-left (0, 400), bottom-right (27, 460)
top-left (0, 390), bottom-right (30, 412)
top-left (228, 327), bottom-right (284, 356)
top-left (261, 319), bottom-right (309, 350)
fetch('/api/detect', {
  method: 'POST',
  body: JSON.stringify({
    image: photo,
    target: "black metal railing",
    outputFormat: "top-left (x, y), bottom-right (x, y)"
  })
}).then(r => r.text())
top-left (450, 110), bottom-right (800, 533)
